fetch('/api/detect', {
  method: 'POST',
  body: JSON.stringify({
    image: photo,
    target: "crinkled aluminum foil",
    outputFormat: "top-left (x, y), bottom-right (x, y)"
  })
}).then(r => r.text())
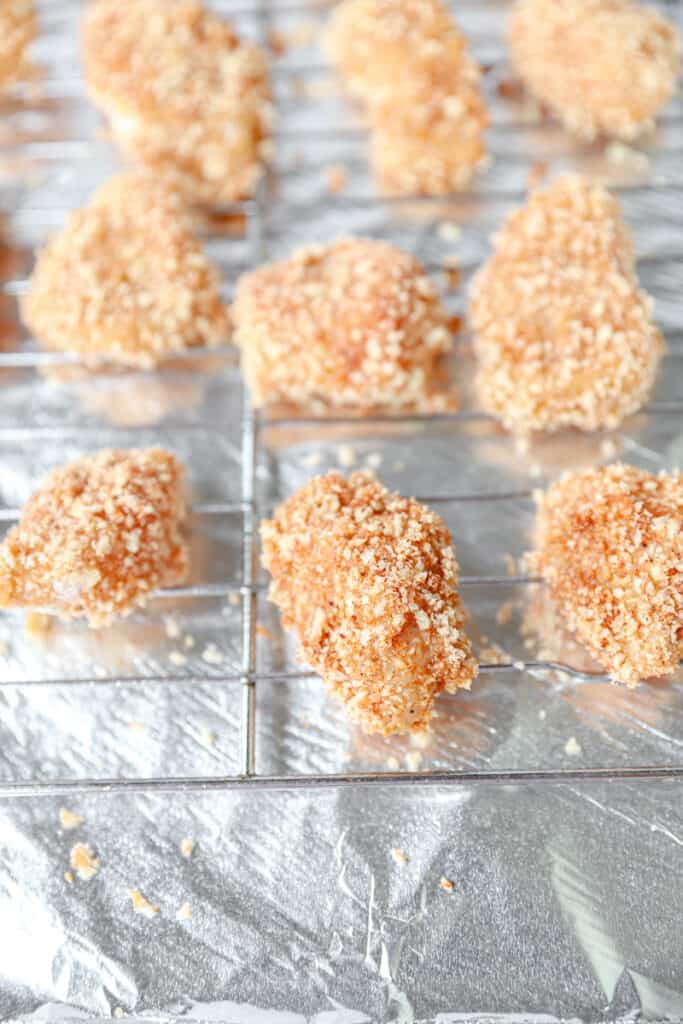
top-left (0, 0), bottom-right (682, 1020)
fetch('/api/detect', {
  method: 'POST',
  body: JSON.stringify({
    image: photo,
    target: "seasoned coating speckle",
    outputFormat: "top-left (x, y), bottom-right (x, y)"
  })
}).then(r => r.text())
top-left (261, 472), bottom-right (478, 735)
top-left (509, 0), bottom-right (680, 140)
top-left (531, 464), bottom-right (683, 684)
top-left (326, 0), bottom-right (488, 195)
top-left (82, 0), bottom-right (272, 204)
top-left (469, 175), bottom-right (663, 433)
top-left (0, 0), bottom-right (35, 93)
top-left (232, 238), bottom-right (454, 410)
top-left (0, 448), bottom-right (188, 626)
top-left (21, 171), bottom-right (229, 369)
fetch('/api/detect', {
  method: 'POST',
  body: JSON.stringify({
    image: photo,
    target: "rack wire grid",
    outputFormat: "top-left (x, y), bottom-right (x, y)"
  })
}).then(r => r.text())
top-left (0, 0), bottom-right (682, 800)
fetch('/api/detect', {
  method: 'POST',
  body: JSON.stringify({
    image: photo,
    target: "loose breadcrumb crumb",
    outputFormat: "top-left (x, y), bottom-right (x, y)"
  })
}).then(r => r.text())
top-left (169, 650), bottom-right (188, 667)
top-left (337, 445), bottom-right (357, 468)
top-left (440, 876), bottom-right (454, 892)
top-left (22, 171), bottom-right (228, 369)
top-left (531, 463), bottom-right (683, 683)
top-left (180, 837), bottom-right (195, 859)
top-left (165, 617), bottom-right (181, 639)
top-left (391, 847), bottom-right (408, 865)
top-left (326, 0), bottom-right (488, 195)
top-left (509, 0), bottom-right (680, 141)
top-left (59, 807), bottom-right (84, 831)
top-left (70, 843), bottom-right (100, 881)
top-left (261, 472), bottom-right (477, 735)
top-left (64, 871), bottom-right (74, 885)
top-left (0, 448), bottom-right (188, 626)
top-left (405, 750), bottom-right (424, 772)
top-left (565, 736), bottom-right (582, 756)
top-left (177, 901), bottom-right (193, 920)
top-left (130, 889), bottom-right (160, 917)
top-left (233, 238), bottom-right (454, 411)
top-left (326, 164), bottom-right (348, 194)
top-left (0, 0), bottom-right (36, 93)
top-left (470, 175), bottom-right (663, 433)
top-left (82, 0), bottom-right (272, 204)
top-left (201, 643), bottom-right (224, 665)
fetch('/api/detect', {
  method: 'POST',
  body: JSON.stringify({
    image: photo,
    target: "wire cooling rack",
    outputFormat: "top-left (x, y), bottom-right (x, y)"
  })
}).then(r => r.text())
top-left (0, 0), bottom-right (682, 798)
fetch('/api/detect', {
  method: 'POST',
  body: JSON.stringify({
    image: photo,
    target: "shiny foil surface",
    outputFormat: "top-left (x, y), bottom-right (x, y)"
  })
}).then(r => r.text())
top-left (0, 0), bottom-right (682, 1020)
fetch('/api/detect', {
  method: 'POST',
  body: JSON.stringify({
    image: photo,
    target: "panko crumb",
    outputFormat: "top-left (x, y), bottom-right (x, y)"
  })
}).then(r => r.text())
top-left (326, 0), bottom-right (488, 195)
top-left (177, 901), bottom-right (193, 921)
top-left (564, 736), bottom-right (582, 756)
top-left (21, 171), bottom-right (229, 369)
top-left (326, 164), bottom-right (348, 194)
top-left (130, 889), bottom-right (160, 918)
top-left (165, 616), bottom-right (181, 639)
top-left (391, 847), bottom-right (408, 865)
top-left (261, 472), bottom-right (477, 735)
top-left (0, 448), bottom-right (188, 626)
top-left (0, 0), bottom-right (36, 93)
top-left (59, 807), bottom-right (84, 831)
top-left (440, 876), bottom-right (454, 892)
top-left (337, 445), bottom-right (357, 469)
top-left (405, 750), bottom-right (424, 771)
top-left (201, 643), bottom-right (224, 665)
top-left (509, 0), bottom-right (680, 141)
top-left (82, 0), bottom-right (272, 204)
top-left (233, 238), bottom-right (455, 411)
top-left (469, 175), bottom-right (663, 434)
top-left (70, 843), bottom-right (100, 881)
top-left (531, 463), bottom-right (683, 683)
top-left (180, 837), bottom-right (195, 859)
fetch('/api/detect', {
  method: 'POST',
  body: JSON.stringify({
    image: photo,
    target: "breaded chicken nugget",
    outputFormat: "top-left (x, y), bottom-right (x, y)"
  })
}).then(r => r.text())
top-left (469, 176), bottom-right (663, 433)
top-left (531, 464), bottom-right (683, 684)
top-left (21, 171), bottom-right (229, 369)
top-left (232, 238), bottom-right (453, 410)
top-left (261, 471), bottom-right (478, 735)
top-left (509, 0), bottom-right (680, 140)
top-left (82, 0), bottom-right (272, 203)
top-left (326, 0), bottom-right (488, 195)
top-left (0, 448), bottom-right (188, 626)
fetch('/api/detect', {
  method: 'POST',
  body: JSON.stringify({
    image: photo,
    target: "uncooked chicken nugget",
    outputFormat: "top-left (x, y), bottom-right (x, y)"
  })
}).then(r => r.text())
top-left (21, 171), bottom-right (229, 369)
top-left (0, 448), bottom-right (188, 626)
top-left (261, 472), bottom-right (478, 735)
top-left (0, 0), bottom-right (35, 93)
top-left (82, 0), bottom-right (272, 204)
top-left (326, 0), bottom-right (488, 195)
top-left (469, 176), bottom-right (663, 433)
top-left (509, 0), bottom-right (680, 140)
top-left (369, 62), bottom-right (488, 196)
top-left (531, 464), bottom-right (683, 684)
top-left (232, 238), bottom-right (453, 410)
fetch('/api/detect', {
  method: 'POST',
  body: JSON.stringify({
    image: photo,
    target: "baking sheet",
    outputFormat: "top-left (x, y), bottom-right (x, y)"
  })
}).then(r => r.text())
top-left (1, 0), bottom-right (683, 1019)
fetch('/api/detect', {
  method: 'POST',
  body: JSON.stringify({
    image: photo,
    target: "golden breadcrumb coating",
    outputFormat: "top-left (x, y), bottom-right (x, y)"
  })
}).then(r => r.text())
top-left (0, 0), bottom-right (35, 93)
top-left (21, 171), bottom-right (229, 369)
top-left (0, 448), bottom-right (188, 626)
top-left (82, 0), bottom-right (272, 204)
top-left (261, 472), bottom-right (478, 735)
top-left (531, 464), bottom-right (683, 684)
top-left (509, 0), bottom-right (680, 140)
top-left (469, 175), bottom-right (663, 433)
top-left (232, 238), bottom-right (454, 410)
top-left (326, 0), bottom-right (488, 195)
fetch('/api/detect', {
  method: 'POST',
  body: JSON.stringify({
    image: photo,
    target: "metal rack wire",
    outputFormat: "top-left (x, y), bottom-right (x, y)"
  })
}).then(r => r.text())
top-left (0, 0), bottom-right (682, 798)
